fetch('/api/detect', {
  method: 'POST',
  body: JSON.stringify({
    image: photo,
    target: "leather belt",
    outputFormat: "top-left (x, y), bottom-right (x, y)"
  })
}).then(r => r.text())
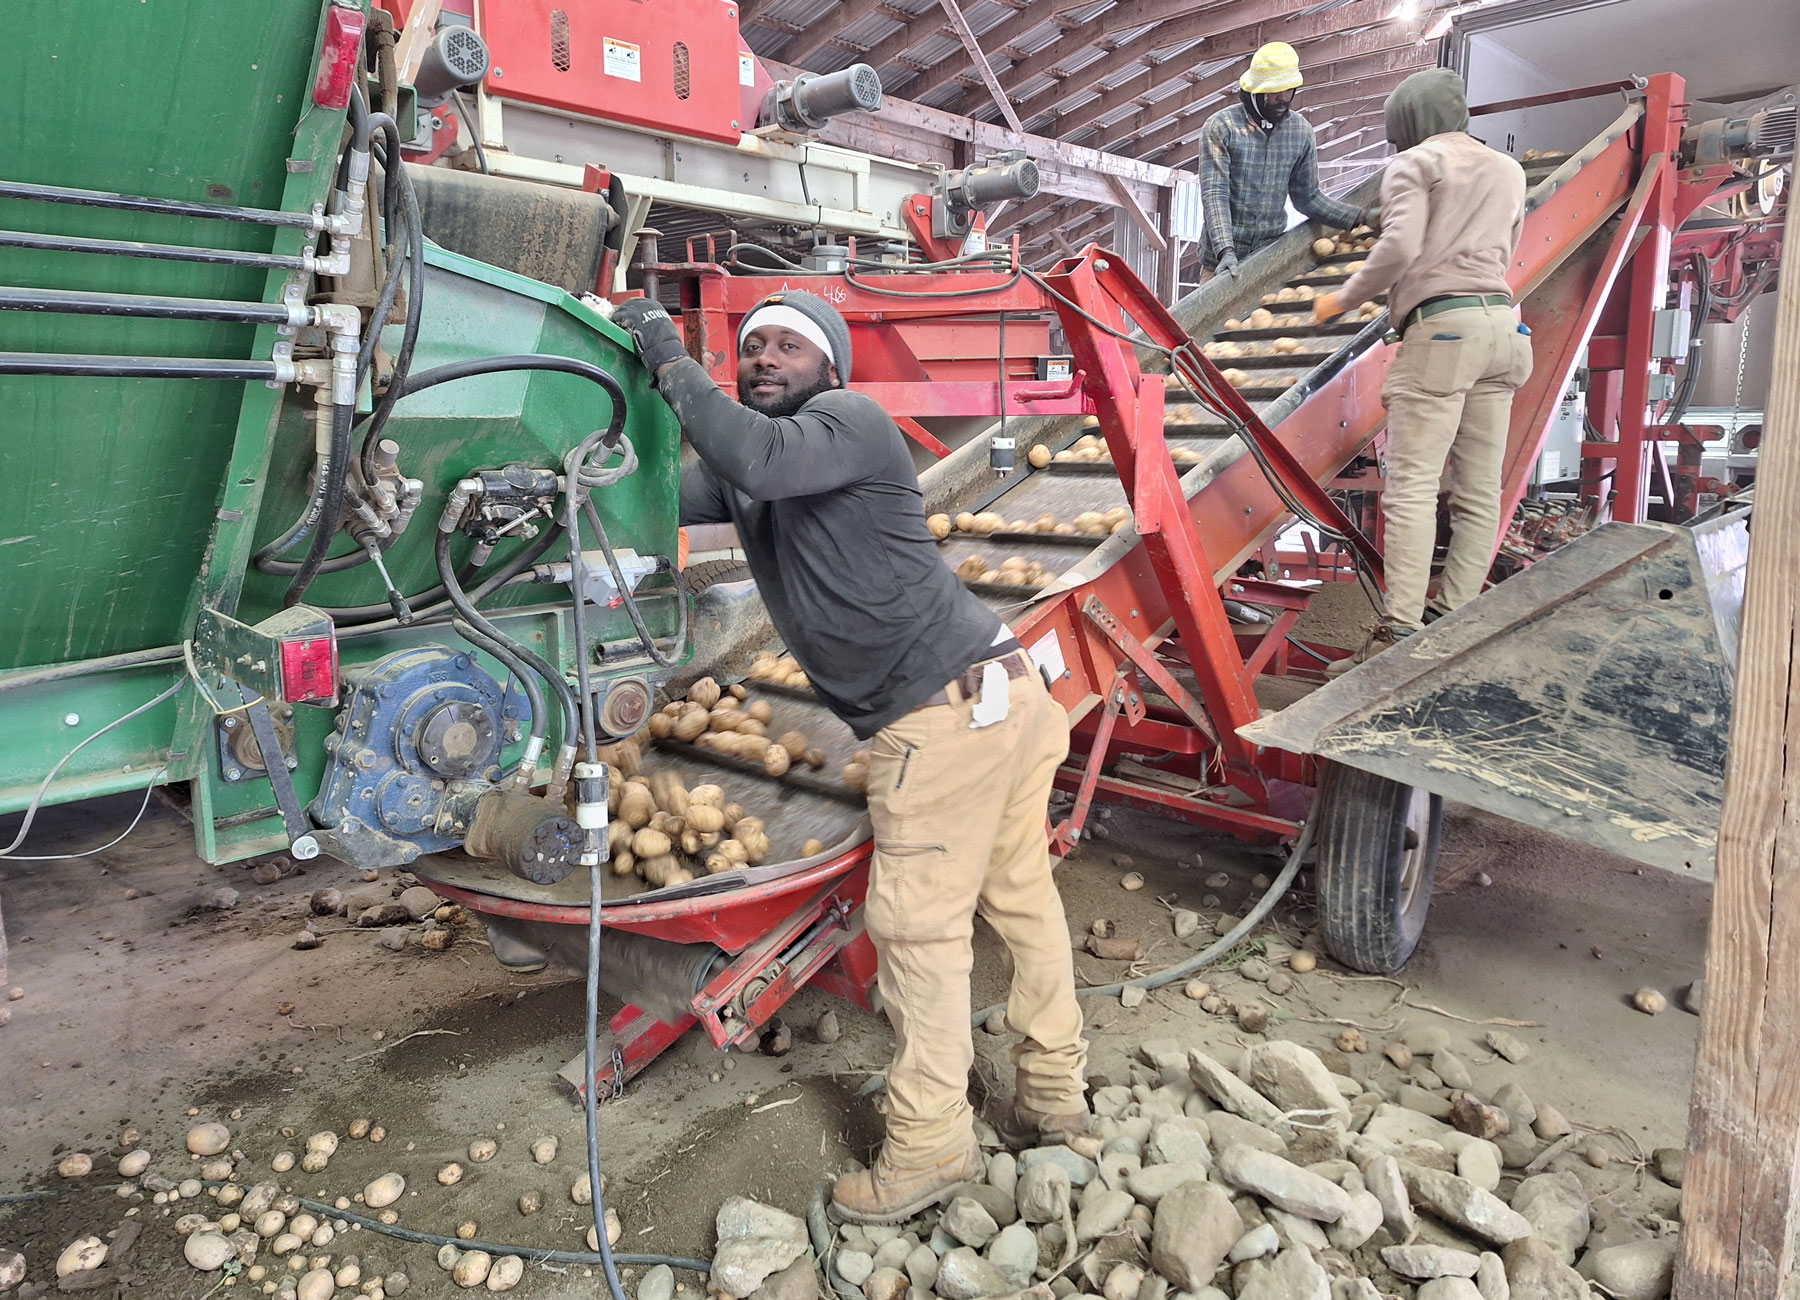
top-left (1403, 293), bottom-right (1512, 333)
top-left (918, 644), bottom-right (1031, 708)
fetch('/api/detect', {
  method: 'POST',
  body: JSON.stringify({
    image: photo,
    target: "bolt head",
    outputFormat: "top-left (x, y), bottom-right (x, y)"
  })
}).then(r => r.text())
top-left (63, 713), bottom-right (81, 727)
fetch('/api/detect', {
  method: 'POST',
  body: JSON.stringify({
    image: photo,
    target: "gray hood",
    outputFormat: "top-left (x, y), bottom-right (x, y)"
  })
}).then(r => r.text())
top-left (1385, 69), bottom-right (1470, 151)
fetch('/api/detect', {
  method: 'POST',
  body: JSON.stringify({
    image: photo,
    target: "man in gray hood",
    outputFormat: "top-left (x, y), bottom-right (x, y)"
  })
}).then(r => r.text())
top-left (1316, 69), bottom-right (1532, 670)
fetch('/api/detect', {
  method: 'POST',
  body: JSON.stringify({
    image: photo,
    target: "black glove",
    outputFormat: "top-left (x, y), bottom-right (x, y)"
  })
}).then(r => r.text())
top-left (1216, 249), bottom-right (1240, 277)
top-left (611, 297), bottom-right (689, 373)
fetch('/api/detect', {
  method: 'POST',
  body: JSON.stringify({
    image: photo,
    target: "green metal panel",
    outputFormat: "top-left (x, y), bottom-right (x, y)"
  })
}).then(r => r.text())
top-left (0, 0), bottom-right (338, 669)
top-left (0, 3), bottom-right (683, 867)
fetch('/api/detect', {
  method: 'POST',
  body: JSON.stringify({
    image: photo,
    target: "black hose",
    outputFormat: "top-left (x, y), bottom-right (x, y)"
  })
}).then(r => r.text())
top-left (281, 399), bottom-right (358, 606)
top-left (437, 529), bottom-right (579, 741)
top-left (582, 501), bottom-right (689, 669)
top-left (357, 154), bottom-right (427, 483)
top-left (320, 523), bottom-right (564, 626)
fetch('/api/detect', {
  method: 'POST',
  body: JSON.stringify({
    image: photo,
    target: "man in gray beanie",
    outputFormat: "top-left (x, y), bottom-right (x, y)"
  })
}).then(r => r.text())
top-left (610, 291), bottom-right (1088, 1222)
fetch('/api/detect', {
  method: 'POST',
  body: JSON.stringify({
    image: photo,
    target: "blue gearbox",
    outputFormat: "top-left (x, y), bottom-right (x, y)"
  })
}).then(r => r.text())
top-left (310, 646), bottom-right (524, 869)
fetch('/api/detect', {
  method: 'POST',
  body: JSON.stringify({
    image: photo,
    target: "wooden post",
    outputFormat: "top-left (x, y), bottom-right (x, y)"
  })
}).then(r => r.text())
top-left (1677, 240), bottom-right (1800, 1295)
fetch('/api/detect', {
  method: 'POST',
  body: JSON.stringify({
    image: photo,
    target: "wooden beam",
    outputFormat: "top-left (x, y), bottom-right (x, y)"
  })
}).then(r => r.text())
top-left (1104, 173), bottom-right (1168, 252)
top-left (1679, 240), bottom-right (1800, 1298)
top-left (780, 0), bottom-right (885, 70)
top-left (1039, 0), bottom-right (1429, 142)
top-left (887, 2), bottom-right (1069, 102)
top-left (936, 0), bottom-right (1025, 134)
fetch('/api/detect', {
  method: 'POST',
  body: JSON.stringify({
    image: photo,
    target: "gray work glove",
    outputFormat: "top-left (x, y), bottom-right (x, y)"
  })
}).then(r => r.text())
top-left (611, 297), bottom-right (690, 374)
top-left (1359, 204), bottom-right (1382, 233)
top-left (1216, 249), bottom-right (1240, 277)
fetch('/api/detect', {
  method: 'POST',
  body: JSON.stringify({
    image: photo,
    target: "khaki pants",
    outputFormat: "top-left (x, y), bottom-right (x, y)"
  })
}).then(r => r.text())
top-left (863, 658), bottom-right (1088, 1165)
top-left (1380, 305), bottom-right (1534, 631)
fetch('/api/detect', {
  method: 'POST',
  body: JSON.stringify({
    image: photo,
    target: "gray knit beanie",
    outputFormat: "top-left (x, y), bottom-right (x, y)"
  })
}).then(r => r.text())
top-left (736, 289), bottom-right (853, 384)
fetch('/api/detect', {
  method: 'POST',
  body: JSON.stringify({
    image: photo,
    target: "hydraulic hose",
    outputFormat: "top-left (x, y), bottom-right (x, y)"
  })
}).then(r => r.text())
top-left (437, 529), bottom-right (579, 746)
top-left (582, 500), bottom-right (690, 670)
top-left (320, 523), bottom-right (563, 627)
top-left (280, 398), bottom-right (358, 605)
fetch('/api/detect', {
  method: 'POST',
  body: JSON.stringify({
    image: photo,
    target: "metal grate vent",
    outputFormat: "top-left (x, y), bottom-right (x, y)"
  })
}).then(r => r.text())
top-left (443, 26), bottom-right (488, 81)
top-left (550, 10), bottom-right (571, 72)
top-left (673, 41), bottom-right (690, 100)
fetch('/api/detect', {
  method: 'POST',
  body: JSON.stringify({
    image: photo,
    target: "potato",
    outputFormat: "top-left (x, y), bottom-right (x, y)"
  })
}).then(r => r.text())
top-left (687, 677), bottom-right (721, 710)
top-left (802, 839), bottom-right (826, 857)
top-left (956, 555), bottom-right (990, 582)
top-left (640, 854), bottom-right (682, 887)
top-left (681, 827), bottom-right (703, 856)
top-left (694, 731), bottom-right (723, 752)
top-left (746, 699), bottom-right (772, 725)
top-left (707, 704), bottom-right (742, 732)
top-left (842, 762), bottom-right (869, 792)
top-left (954, 511), bottom-right (978, 533)
top-left (632, 828), bottom-right (672, 858)
top-left (974, 511), bottom-right (1005, 535)
top-left (1312, 236), bottom-right (1336, 257)
top-left (737, 717), bottom-right (767, 737)
top-left (618, 784), bottom-right (655, 829)
top-left (1225, 318), bottom-right (1244, 330)
top-left (704, 852), bottom-right (740, 875)
top-left (608, 822), bottom-right (634, 856)
top-left (799, 747), bottom-right (826, 769)
top-left (647, 713), bottom-right (673, 739)
top-left (672, 709), bottom-right (708, 742)
top-left (722, 802), bottom-right (745, 827)
top-left (729, 683), bottom-right (747, 700)
top-left (686, 803), bottom-right (726, 834)
top-left (468, 1138), bottom-right (498, 1163)
top-left (746, 657), bottom-right (773, 682)
top-left (736, 826), bottom-right (771, 865)
top-left (763, 746), bottom-right (791, 777)
top-left (1027, 444), bottom-right (1052, 469)
top-left (737, 734), bottom-right (772, 760)
top-left (927, 513), bottom-right (952, 540)
top-left (689, 783), bottom-right (724, 807)
top-left (611, 849), bottom-right (636, 878)
top-left (649, 771), bottom-right (689, 816)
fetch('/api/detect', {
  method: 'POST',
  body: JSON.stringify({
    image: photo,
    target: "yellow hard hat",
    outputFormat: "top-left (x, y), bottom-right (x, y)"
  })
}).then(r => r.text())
top-left (1241, 42), bottom-right (1303, 95)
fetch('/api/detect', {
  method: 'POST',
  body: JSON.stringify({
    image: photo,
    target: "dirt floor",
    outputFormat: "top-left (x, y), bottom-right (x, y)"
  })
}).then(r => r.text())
top-left (0, 767), bottom-right (1709, 1299)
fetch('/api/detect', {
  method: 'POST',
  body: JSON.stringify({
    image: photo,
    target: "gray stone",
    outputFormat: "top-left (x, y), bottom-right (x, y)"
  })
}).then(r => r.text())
top-left (205, 887), bottom-right (240, 910)
top-left (754, 1259), bottom-right (821, 1300)
top-left (379, 927), bottom-right (409, 951)
top-left (1362, 1153), bottom-right (1414, 1240)
top-left (1484, 1031), bottom-right (1530, 1064)
top-left (1185, 1051), bottom-right (1287, 1130)
top-left (1402, 1165), bottom-right (1533, 1245)
top-left (987, 1154), bottom-right (1019, 1200)
top-left (1019, 1146), bottom-right (1099, 1188)
top-left (1205, 1113), bottom-right (1285, 1158)
top-left (1680, 981), bottom-right (1704, 1015)
top-left (985, 1225), bottom-right (1038, 1291)
top-left (931, 1228), bottom-right (958, 1258)
top-left (1227, 1225), bottom-right (1278, 1263)
top-left (1016, 1163), bottom-right (1073, 1224)
top-left (935, 1248), bottom-right (1010, 1300)
top-left (1380, 1246), bottom-right (1482, 1280)
top-left (1404, 1025), bottom-right (1452, 1055)
top-left (1240, 1042), bottom-right (1352, 1123)
top-left (1413, 1067), bottom-right (1446, 1091)
top-left (839, 1252), bottom-right (877, 1288)
top-left (1510, 1173), bottom-right (1589, 1265)
top-left (397, 885), bottom-right (442, 919)
top-left (1398, 1085), bottom-right (1455, 1121)
top-left (1234, 1248), bottom-right (1329, 1300)
top-left (1215, 1147), bottom-right (1352, 1223)
top-left (874, 1240), bottom-right (917, 1274)
top-left (1325, 1190), bottom-right (1384, 1252)
top-left (1579, 1239), bottom-right (1677, 1300)
top-left (1077, 1190), bottom-right (1136, 1243)
top-left (1475, 1253), bottom-right (1509, 1300)
top-left (1332, 1282), bottom-right (1382, 1300)
top-left (714, 1198), bottom-right (811, 1298)
top-left (639, 1265), bottom-right (676, 1300)
top-left (1417, 1282), bottom-right (1483, 1300)
top-left (1264, 1209), bottom-right (1328, 1252)
top-left (1126, 1163), bottom-right (1212, 1208)
top-left (1149, 1181), bottom-right (1241, 1291)
top-left (1102, 1264), bottom-right (1145, 1300)
top-left (1362, 1105), bottom-right (1454, 1148)
top-left (1099, 1151), bottom-right (1141, 1191)
top-left (1490, 1085), bottom-right (1535, 1127)
top-left (867, 1270), bottom-right (911, 1300)
top-left (1093, 1087), bottom-right (1133, 1120)
top-left (1499, 1238), bottom-right (1587, 1300)
top-left (1434, 1051), bottom-right (1473, 1090)
top-left (1530, 1106), bottom-right (1570, 1142)
top-left (355, 901), bottom-right (412, 927)
top-left (1652, 1147), bottom-right (1685, 1188)
top-left (1148, 1121), bottom-right (1212, 1170)
top-left (1457, 1143), bottom-right (1502, 1193)
top-left (906, 1245), bottom-right (940, 1293)
top-left (948, 1184), bottom-right (1018, 1229)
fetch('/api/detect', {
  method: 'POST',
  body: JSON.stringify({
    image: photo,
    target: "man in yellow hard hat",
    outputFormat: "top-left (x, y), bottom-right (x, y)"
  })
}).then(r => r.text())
top-left (1198, 42), bottom-right (1372, 277)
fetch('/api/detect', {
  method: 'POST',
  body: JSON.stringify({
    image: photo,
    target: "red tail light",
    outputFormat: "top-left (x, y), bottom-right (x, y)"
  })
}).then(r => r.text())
top-left (313, 6), bottom-right (367, 110)
top-left (279, 633), bottom-right (339, 703)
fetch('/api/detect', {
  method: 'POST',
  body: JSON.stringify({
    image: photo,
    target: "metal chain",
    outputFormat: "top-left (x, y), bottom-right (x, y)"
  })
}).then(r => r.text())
top-left (1730, 302), bottom-right (1753, 434)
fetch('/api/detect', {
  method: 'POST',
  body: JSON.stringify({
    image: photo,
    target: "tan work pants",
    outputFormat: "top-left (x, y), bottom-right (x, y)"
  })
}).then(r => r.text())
top-left (863, 659), bottom-right (1088, 1165)
top-left (1380, 305), bottom-right (1533, 631)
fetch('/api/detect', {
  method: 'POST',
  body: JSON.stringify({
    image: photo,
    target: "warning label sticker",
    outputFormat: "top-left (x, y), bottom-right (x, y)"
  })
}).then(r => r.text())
top-left (603, 37), bottom-right (641, 82)
top-left (739, 51), bottom-right (755, 87)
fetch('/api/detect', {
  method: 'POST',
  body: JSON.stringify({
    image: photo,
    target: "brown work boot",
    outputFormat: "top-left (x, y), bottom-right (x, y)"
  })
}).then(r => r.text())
top-left (995, 1102), bottom-right (1092, 1151)
top-left (831, 1142), bottom-right (984, 1225)
top-left (1324, 621), bottom-right (1412, 677)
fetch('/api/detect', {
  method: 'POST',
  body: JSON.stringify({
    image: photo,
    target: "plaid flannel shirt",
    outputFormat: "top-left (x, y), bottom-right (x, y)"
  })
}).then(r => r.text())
top-left (1199, 104), bottom-right (1363, 264)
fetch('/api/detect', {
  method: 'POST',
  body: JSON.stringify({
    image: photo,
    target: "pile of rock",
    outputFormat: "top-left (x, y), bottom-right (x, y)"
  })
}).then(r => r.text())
top-left (813, 1033), bottom-right (1682, 1300)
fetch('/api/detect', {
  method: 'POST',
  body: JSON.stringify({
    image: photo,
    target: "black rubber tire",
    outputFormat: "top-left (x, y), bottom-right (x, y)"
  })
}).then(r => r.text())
top-left (683, 559), bottom-right (751, 592)
top-left (1313, 760), bottom-right (1444, 973)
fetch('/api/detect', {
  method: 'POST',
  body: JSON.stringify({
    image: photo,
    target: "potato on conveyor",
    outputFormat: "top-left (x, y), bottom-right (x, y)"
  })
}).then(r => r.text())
top-left (927, 512), bottom-right (952, 540)
top-left (1027, 444), bottom-right (1052, 469)
top-left (1312, 237), bottom-right (1336, 257)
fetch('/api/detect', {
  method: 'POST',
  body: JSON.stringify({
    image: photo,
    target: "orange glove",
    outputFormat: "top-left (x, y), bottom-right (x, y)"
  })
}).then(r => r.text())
top-left (1312, 291), bottom-right (1344, 326)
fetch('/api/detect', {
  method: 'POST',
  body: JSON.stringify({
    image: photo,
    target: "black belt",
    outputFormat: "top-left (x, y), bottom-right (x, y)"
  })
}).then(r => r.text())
top-left (919, 643), bottom-right (1030, 708)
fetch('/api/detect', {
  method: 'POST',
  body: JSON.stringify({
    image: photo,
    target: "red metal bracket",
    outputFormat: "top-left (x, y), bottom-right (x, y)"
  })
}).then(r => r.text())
top-left (1082, 598), bottom-right (1219, 747)
top-left (1048, 673), bottom-right (1130, 857)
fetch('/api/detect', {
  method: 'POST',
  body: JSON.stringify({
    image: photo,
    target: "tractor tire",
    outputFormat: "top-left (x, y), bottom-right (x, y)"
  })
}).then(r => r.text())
top-left (1313, 761), bottom-right (1443, 973)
